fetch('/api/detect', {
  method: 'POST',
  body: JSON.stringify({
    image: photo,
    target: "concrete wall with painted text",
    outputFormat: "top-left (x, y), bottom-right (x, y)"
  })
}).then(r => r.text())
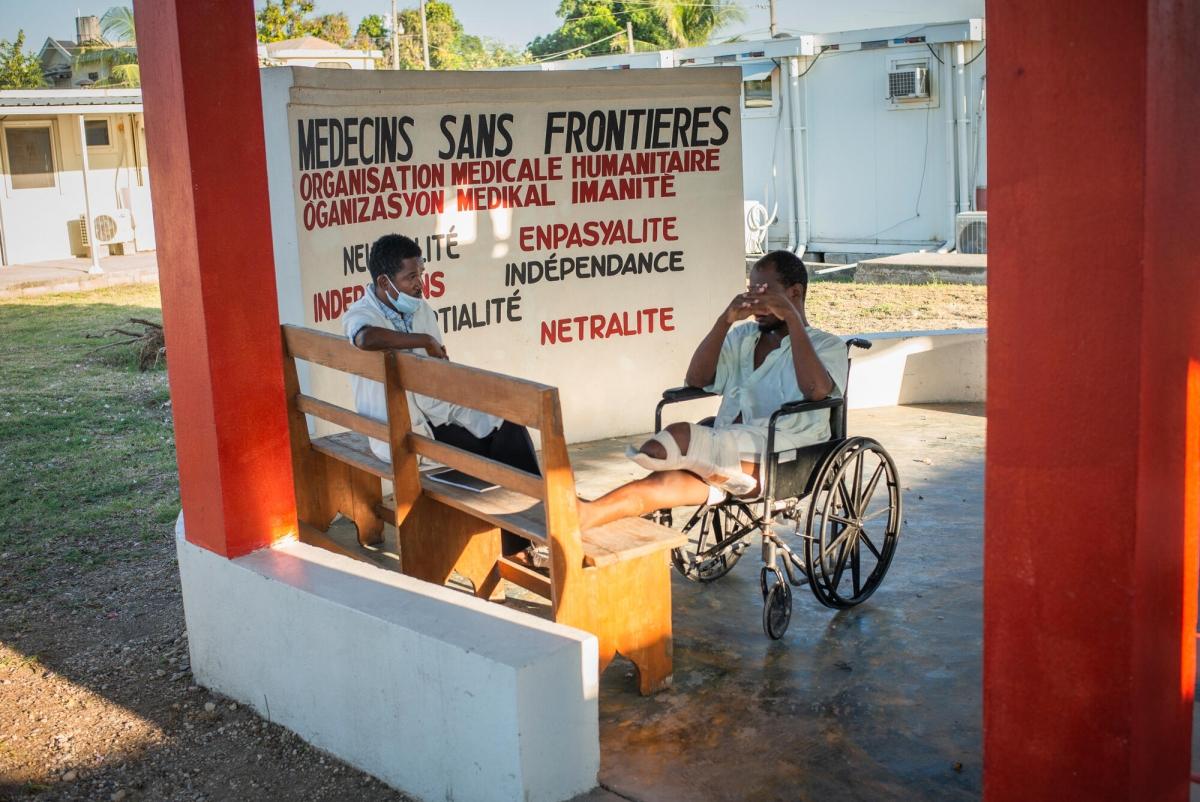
top-left (262, 67), bottom-right (746, 444)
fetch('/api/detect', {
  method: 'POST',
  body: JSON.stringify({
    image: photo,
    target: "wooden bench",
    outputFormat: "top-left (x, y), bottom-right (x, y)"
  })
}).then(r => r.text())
top-left (281, 324), bottom-right (686, 694)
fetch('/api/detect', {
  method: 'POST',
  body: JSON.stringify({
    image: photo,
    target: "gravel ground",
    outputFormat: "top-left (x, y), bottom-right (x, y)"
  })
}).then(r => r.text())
top-left (0, 550), bottom-right (407, 802)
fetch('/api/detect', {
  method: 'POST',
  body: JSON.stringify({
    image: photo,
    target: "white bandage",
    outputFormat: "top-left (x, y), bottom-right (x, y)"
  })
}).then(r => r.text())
top-left (626, 424), bottom-right (758, 496)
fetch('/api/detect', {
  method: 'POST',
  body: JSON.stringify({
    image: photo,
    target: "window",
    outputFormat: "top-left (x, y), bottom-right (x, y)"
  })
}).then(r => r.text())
top-left (88, 71), bottom-right (99, 81)
top-left (743, 78), bottom-right (773, 109)
top-left (739, 63), bottom-right (778, 117)
top-left (4, 125), bottom-right (56, 190)
top-left (85, 119), bottom-right (110, 147)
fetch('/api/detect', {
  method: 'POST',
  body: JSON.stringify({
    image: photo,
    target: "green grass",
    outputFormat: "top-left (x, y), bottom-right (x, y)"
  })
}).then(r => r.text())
top-left (0, 285), bottom-right (178, 582)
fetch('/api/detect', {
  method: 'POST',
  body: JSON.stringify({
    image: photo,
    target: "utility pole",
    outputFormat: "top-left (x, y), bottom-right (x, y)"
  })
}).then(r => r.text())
top-left (390, 0), bottom-right (398, 69)
top-left (769, 0), bottom-right (778, 37)
top-left (626, 20), bottom-right (634, 54)
top-left (420, 0), bottom-right (430, 69)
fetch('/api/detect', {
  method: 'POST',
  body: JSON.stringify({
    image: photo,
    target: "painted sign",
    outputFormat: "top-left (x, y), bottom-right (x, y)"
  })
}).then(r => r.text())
top-left (269, 67), bottom-right (743, 442)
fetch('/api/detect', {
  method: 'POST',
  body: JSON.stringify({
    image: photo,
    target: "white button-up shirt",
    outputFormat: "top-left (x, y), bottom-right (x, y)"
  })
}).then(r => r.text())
top-left (342, 286), bottom-right (501, 462)
top-left (705, 322), bottom-right (849, 457)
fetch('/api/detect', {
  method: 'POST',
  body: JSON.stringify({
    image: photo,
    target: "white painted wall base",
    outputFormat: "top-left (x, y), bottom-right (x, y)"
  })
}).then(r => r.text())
top-left (176, 519), bottom-right (599, 802)
top-left (848, 329), bottom-right (986, 408)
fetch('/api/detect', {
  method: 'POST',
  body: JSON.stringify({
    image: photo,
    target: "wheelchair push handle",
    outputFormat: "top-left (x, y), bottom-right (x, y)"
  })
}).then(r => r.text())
top-left (845, 337), bottom-right (873, 350)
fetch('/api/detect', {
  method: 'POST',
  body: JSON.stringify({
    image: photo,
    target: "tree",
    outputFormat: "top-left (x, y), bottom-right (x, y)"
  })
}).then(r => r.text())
top-left (351, 14), bottom-right (390, 66)
top-left (311, 12), bottom-right (352, 46)
top-left (71, 6), bottom-right (139, 87)
top-left (394, 1), bottom-right (460, 68)
top-left (257, 0), bottom-right (317, 43)
top-left (354, 13), bottom-right (389, 50)
top-left (392, 2), bottom-right (529, 70)
top-left (529, 0), bottom-right (744, 60)
top-left (648, 0), bottom-right (744, 48)
top-left (89, 6), bottom-right (139, 87)
top-left (0, 30), bottom-right (44, 89)
top-left (451, 35), bottom-right (529, 70)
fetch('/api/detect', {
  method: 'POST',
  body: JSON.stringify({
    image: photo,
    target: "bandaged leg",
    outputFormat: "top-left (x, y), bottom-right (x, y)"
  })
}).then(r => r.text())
top-left (626, 424), bottom-right (757, 496)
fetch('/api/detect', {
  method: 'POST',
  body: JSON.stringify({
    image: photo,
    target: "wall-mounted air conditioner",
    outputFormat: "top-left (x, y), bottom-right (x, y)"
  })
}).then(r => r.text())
top-left (956, 211), bottom-right (987, 254)
top-left (93, 210), bottom-right (134, 247)
top-left (888, 67), bottom-right (930, 100)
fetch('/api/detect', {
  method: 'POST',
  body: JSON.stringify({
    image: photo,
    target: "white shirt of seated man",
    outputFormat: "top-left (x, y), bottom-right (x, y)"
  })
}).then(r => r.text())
top-left (705, 320), bottom-right (850, 459)
top-left (342, 286), bottom-right (501, 463)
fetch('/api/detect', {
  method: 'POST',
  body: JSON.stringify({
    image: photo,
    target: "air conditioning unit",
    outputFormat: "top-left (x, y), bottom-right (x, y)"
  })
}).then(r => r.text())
top-left (92, 210), bottom-right (134, 246)
top-left (70, 214), bottom-right (91, 256)
top-left (888, 67), bottom-right (930, 100)
top-left (956, 211), bottom-right (988, 254)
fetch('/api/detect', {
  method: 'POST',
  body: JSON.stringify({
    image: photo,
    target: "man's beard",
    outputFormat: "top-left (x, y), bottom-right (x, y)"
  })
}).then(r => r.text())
top-left (757, 318), bottom-right (787, 333)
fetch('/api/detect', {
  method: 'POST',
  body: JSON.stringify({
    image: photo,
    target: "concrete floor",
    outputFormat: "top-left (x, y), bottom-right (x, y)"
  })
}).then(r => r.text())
top-left (582, 403), bottom-right (985, 801)
top-left (0, 252), bottom-right (158, 298)
top-left (329, 403), bottom-right (987, 800)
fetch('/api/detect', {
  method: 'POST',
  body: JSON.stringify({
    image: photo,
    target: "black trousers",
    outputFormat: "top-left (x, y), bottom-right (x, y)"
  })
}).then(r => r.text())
top-left (431, 420), bottom-right (539, 555)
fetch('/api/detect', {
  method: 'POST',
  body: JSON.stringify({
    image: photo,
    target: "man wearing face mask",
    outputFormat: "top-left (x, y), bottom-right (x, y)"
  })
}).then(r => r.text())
top-left (342, 234), bottom-right (543, 566)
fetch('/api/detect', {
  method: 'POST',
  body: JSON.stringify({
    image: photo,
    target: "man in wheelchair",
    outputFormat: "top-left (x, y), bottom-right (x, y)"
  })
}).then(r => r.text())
top-left (578, 250), bottom-right (848, 530)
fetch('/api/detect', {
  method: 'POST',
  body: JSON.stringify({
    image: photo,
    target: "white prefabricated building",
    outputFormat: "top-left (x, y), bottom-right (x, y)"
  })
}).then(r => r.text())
top-left (511, 19), bottom-right (987, 260)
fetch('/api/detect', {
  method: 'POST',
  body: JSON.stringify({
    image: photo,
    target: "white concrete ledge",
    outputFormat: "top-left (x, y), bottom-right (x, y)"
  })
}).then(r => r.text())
top-left (848, 328), bottom-right (986, 408)
top-left (176, 519), bottom-right (599, 802)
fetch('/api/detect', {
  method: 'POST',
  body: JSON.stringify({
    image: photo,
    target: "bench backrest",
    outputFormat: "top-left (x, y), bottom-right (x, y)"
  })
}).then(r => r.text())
top-left (280, 325), bottom-right (584, 568)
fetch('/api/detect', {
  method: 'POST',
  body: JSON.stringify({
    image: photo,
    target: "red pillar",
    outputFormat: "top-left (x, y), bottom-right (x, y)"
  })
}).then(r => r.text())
top-left (134, 0), bottom-right (297, 557)
top-left (986, 0), bottom-right (1199, 799)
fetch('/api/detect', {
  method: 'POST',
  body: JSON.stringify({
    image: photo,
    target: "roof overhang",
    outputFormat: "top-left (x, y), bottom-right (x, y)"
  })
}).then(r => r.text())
top-left (0, 89), bottom-right (143, 116)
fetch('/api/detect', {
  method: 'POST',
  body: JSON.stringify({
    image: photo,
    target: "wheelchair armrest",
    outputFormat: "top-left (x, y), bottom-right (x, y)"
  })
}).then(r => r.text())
top-left (772, 397), bottom-right (844, 419)
top-left (661, 385), bottom-right (717, 402)
top-left (655, 386), bottom-right (718, 432)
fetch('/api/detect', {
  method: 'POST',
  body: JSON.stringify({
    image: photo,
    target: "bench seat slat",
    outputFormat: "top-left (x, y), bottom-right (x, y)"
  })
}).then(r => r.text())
top-left (315, 430), bottom-right (685, 570)
top-left (579, 517), bottom-right (689, 565)
top-left (312, 432), bottom-right (391, 479)
top-left (409, 434), bottom-right (545, 500)
top-left (379, 481), bottom-right (686, 568)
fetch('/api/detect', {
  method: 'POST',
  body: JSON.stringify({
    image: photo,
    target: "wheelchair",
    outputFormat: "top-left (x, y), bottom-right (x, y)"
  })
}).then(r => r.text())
top-left (651, 338), bottom-right (902, 639)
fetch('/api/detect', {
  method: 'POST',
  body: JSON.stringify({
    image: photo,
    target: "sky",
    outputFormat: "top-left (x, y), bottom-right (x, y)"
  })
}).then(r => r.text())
top-left (1, 0), bottom-right (984, 52)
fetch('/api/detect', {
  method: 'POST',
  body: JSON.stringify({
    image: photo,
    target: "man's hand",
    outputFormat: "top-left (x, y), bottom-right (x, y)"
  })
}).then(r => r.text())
top-left (422, 335), bottom-right (449, 360)
top-left (741, 283), bottom-right (800, 321)
top-left (721, 291), bottom-right (758, 324)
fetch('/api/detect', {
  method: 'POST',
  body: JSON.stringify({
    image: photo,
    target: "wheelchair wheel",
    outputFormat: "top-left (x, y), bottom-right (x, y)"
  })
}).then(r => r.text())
top-left (670, 499), bottom-right (757, 582)
top-left (803, 437), bottom-right (901, 609)
top-left (763, 578), bottom-right (792, 639)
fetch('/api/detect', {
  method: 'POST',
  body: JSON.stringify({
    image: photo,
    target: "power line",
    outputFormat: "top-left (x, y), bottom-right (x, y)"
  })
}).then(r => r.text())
top-left (533, 29), bottom-right (625, 62)
top-left (964, 44), bottom-right (986, 65)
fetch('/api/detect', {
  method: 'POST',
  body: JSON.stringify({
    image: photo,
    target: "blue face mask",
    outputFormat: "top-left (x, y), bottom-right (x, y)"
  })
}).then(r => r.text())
top-left (385, 277), bottom-right (422, 315)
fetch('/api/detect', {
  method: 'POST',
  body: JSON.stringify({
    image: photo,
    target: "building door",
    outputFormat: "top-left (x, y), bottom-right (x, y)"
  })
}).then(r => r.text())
top-left (1, 120), bottom-right (66, 264)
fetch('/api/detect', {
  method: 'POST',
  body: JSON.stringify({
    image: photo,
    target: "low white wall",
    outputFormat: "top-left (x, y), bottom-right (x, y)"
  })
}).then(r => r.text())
top-left (847, 328), bottom-right (986, 408)
top-left (176, 520), bottom-right (599, 802)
